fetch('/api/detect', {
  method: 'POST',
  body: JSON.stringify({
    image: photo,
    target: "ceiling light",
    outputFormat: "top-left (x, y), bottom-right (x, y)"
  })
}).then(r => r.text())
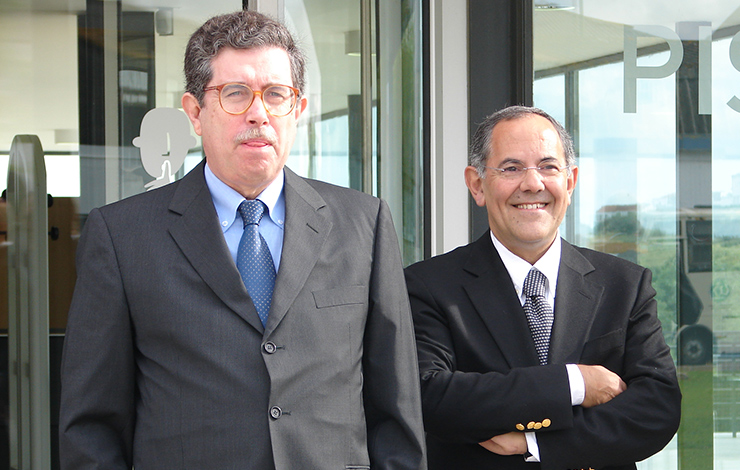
top-left (534, 1), bottom-right (575, 10)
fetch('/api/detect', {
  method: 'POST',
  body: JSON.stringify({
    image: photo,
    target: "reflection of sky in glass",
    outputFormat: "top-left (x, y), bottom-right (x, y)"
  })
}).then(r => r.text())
top-left (533, 75), bottom-right (565, 124)
top-left (712, 37), bottom-right (740, 207)
top-left (535, 32), bottom-right (740, 240)
top-left (580, 53), bottom-right (675, 227)
top-left (535, 51), bottom-right (677, 234)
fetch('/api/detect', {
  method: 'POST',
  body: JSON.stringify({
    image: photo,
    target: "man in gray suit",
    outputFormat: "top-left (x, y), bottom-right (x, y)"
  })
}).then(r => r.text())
top-left (60, 10), bottom-right (426, 470)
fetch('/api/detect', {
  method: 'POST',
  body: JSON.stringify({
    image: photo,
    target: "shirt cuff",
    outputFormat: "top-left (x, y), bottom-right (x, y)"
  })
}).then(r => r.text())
top-left (524, 432), bottom-right (540, 462)
top-left (566, 363), bottom-right (585, 406)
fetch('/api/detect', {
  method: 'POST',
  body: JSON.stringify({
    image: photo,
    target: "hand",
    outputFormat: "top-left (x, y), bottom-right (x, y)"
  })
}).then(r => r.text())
top-left (577, 364), bottom-right (627, 408)
top-left (479, 432), bottom-right (527, 455)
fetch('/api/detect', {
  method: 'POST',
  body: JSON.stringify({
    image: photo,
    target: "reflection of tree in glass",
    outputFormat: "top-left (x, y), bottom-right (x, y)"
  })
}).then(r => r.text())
top-left (649, 255), bottom-right (679, 346)
top-left (713, 237), bottom-right (740, 272)
top-left (594, 212), bottom-right (678, 352)
top-left (594, 212), bottom-right (643, 239)
top-left (710, 238), bottom-right (740, 335)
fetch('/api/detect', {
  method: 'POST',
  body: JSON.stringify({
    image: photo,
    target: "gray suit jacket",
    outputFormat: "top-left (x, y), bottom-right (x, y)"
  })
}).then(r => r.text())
top-left (60, 161), bottom-right (426, 470)
top-left (405, 233), bottom-right (681, 470)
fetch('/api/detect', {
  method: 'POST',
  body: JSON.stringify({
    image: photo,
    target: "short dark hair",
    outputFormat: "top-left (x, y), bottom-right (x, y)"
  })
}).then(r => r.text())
top-left (469, 105), bottom-right (575, 177)
top-left (184, 10), bottom-right (307, 105)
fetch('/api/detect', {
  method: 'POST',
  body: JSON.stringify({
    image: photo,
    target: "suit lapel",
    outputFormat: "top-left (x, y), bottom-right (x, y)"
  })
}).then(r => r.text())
top-left (167, 161), bottom-right (264, 332)
top-left (265, 167), bottom-right (331, 334)
top-left (463, 234), bottom-right (541, 368)
top-left (548, 240), bottom-right (603, 364)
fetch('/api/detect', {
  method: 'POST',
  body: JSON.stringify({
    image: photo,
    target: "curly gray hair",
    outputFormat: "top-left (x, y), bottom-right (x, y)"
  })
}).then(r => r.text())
top-left (184, 10), bottom-right (307, 105)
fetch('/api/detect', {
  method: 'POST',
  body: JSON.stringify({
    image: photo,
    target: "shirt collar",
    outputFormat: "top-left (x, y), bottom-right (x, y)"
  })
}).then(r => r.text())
top-left (204, 162), bottom-right (285, 232)
top-left (489, 231), bottom-right (561, 300)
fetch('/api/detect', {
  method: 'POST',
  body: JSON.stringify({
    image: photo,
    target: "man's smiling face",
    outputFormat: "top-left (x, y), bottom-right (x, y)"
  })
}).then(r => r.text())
top-left (465, 114), bottom-right (578, 264)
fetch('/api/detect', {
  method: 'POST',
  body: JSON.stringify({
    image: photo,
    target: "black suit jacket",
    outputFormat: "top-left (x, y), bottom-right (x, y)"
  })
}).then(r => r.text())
top-left (405, 233), bottom-right (681, 470)
top-left (60, 161), bottom-right (426, 470)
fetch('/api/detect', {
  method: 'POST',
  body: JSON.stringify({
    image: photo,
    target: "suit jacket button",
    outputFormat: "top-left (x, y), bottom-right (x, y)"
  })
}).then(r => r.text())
top-left (534, 422), bottom-right (543, 430)
top-left (264, 342), bottom-right (277, 354)
top-left (516, 423), bottom-right (525, 431)
top-left (527, 421), bottom-right (535, 430)
top-left (542, 418), bottom-right (551, 428)
top-left (270, 406), bottom-right (282, 420)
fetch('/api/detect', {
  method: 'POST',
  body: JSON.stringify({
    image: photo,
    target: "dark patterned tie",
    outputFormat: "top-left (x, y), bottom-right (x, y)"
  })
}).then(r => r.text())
top-left (236, 200), bottom-right (276, 327)
top-left (523, 268), bottom-right (554, 365)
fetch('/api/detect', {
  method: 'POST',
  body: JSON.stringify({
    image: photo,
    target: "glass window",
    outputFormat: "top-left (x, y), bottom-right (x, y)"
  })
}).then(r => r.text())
top-left (534, 2), bottom-right (740, 468)
top-left (0, 2), bottom-right (255, 468)
top-left (284, 0), bottom-right (425, 265)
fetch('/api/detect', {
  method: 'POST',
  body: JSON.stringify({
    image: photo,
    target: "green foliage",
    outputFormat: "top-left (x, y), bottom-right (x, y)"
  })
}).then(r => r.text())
top-left (712, 237), bottom-right (740, 272)
top-left (637, 242), bottom-right (678, 345)
top-left (678, 367), bottom-right (714, 469)
top-left (595, 212), bottom-right (643, 238)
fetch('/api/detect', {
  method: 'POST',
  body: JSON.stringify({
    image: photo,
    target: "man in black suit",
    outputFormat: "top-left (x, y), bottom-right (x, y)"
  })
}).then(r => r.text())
top-left (405, 106), bottom-right (681, 469)
top-left (60, 10), bottom-right (425, 470)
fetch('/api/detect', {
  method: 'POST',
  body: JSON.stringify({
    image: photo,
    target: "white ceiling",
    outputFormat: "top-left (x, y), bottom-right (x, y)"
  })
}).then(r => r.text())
top-left (534, 1), bottom-right (740, 73)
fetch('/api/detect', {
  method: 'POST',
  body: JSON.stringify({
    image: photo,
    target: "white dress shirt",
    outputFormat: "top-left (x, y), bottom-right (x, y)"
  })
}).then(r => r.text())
top-left (489, 232), bottom-right (585, 462)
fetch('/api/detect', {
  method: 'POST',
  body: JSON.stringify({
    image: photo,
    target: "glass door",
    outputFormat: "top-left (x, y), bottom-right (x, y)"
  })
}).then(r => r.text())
top-left (0, 1), bottom-right (243, 467)
top-left (283, 0), bottom-right (425, 265)
top-left (1, 0), bottom-right (426, 466)
top-left (533, 1), bottom-right (740, 468)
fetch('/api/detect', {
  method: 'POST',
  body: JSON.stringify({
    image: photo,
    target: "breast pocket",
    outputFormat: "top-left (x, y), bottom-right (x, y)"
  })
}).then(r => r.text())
top-left (312, 285), bottom-right (368, 309)
top-left (580, 328), bottom-right (626, 370)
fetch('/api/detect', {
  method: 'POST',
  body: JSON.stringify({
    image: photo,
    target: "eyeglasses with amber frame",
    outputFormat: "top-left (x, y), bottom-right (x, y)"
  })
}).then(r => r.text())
top-left (203, 83), bottom-right (300, 117)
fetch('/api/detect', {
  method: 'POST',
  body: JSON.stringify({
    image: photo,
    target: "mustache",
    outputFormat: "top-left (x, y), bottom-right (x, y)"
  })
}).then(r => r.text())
top-left (234, 128), bottom-right (278, 146)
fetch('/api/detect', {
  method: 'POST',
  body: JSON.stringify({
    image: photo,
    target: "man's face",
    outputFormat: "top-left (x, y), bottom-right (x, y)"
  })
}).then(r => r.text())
top-left (182, 46), bottom-right (307, 199)
top-left (465, 114), bottom-right (578, 264)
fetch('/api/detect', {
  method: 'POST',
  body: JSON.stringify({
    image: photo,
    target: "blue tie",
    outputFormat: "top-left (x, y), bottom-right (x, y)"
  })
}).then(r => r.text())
top-left (237, 200), bottom-right (276, 327)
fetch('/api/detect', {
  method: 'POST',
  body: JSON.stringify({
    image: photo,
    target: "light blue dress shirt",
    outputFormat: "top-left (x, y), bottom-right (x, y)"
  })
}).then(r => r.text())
top-left (204, 163), bottom-right (285, 272)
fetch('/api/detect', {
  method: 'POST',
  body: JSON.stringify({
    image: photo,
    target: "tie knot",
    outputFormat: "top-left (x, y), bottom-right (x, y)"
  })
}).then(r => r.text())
top-left (238, 199), bottom-right (266, 227)
top-left (523, 268), bottom-right (547, 298)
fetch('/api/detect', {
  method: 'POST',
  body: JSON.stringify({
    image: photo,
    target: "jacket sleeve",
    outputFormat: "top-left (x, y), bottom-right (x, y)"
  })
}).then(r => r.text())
top-left (537, 268), bottom-right (681, 470)
top-left (59, 208), bottom-right (135, 469)
top-left (362, 199), bottom-right (427, 470)
top-left (405, 266), bottom-right (574, 444)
